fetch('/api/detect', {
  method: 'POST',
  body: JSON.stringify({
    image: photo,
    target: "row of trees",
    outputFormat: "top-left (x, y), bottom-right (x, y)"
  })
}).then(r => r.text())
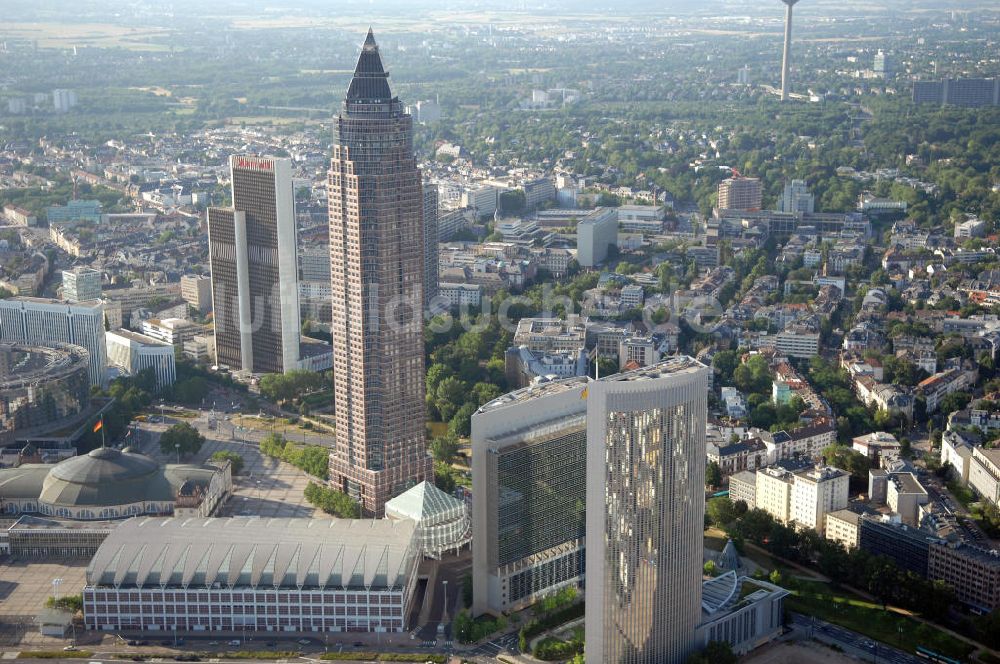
top-left (259, 370), bottom-right (330, 406)
top-left (303, 482), bottom-right (360, 519)
top-left (708, 498), bottom-right (954, 621)
top-left (453, 609), bottom-right (507, 644)
top-left (260, 433), bottom-right (329, 479)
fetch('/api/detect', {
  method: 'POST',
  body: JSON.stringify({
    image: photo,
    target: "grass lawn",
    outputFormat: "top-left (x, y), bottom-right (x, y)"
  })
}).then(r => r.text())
top-left (232, 415), bottom-right (318, 438)
top-left (702, 528), bottom-right (803, 576)
top-left (427, 421), bottom-right (449, 437)
top-left (704, 527), bottom-right (728, 552)
top-left (787, 580), bottom-right (974, 661)
top-left (301, 389), bottom-right (333, 409)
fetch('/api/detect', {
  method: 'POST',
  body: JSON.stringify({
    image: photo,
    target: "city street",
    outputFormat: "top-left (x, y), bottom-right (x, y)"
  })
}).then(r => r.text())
top-left (790, 613), bottom-right (926, 664)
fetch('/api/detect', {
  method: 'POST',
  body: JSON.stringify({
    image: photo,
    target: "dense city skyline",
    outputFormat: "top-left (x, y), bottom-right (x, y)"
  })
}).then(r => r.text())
top-left (0, 3), bottom-right (999, 664)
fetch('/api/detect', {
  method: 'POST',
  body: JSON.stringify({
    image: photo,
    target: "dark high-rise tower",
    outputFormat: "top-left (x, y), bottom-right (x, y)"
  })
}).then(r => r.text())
top-left (208, 155), bottom-right (300, 375)
top-left (423, 183), bottom-right (440, 308)
top-left (327, 29), bottom-right (432, 515)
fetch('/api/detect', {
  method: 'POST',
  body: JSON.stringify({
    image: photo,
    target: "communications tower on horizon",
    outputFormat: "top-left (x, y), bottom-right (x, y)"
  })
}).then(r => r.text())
top-left (781, 0), bottom-right (801, 101)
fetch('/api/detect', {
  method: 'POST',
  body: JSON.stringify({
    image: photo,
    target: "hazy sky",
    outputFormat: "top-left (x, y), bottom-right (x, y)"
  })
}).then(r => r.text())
top-left (4, 0), bottom-right (994, 20)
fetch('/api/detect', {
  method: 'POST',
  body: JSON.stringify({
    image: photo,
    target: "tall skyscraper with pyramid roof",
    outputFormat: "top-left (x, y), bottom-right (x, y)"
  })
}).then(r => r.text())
top-left (327, 29), bottom-right (432, 515)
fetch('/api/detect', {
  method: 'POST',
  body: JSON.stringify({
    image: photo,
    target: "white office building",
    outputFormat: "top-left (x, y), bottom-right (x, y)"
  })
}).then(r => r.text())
top-left (140, 318), bottom-right (198, 347)
top-left (780, 180), bottom-right (815, 214)
top-left (463, 185), bottom-right (500, 218)
top-left (0, 297), bottom-right (107, 386)
top-left (617, 205), bottom-right (665, 234)
top-left (774, 328), bottom-right (820, 359)
top-left (106, 329), bottom-right (176, 391)
top-left (577, 208), bottom-right (618, 267)
top-left (438, 283), bottom-right (483, 308)
top-left (62, 267), bottom-right (102, 303)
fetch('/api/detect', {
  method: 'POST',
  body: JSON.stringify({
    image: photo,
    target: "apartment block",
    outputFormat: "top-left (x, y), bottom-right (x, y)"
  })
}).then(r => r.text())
top-left (62, 267), bottom-right (102, 303)
top-left (180, 275), bottom-right (212, 314)
top-left (928, 541), bottom-right (1000, 612)
top-left (969, 447), bottom-right (1000, 505)
top-left (718, 177), bottom-right (762, 212)
top-left (825, 509), bottom-right (861, 550)
top-left (791, 466), bottom-right (849, 534)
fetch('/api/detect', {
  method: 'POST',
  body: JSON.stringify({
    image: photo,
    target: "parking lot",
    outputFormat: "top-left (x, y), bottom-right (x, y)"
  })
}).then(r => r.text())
top-left (0, 560), bottom-right (89, 648)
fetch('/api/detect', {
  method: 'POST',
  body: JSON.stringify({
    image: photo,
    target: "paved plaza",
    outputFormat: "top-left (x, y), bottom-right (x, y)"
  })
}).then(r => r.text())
top-left (0, 560), bottom-right (89, 648)
top-left (136, 412), bottom-right (329, 519)
top-left (0, 410), bottom-right (335, 647)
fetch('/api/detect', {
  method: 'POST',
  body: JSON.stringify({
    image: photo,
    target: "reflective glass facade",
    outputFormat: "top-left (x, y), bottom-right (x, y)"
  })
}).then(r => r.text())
top-left (507, 547), bottom-right (585, 604)
top-left (493, 429), bottom-right (586, 567)
top-left (0, 343), bottom-right (91, 441)
top-left (586, 360), bottom-right (707, 664)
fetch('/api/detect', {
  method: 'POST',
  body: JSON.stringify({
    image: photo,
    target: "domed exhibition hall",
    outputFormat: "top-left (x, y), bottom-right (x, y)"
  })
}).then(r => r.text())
top-left (0, 446), bottom-right (232, 520)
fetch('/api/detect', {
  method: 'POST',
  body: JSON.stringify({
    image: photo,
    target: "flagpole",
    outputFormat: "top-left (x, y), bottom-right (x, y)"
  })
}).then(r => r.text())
top-left (100, 416), bottom-right (106, 448)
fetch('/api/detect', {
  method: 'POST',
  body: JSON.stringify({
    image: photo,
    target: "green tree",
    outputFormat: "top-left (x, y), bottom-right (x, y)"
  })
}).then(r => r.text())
top-left (171, 376), bottom-right (210, 405)
top-left (686, 641), bottom-right (737, 664)
top-left (712, 350), bottom-right (739, 382)
top-left (45, 594), bottom-right (83, 613)
top-left (435, 376), bottom-right (469, 421)
top-left (471, 381), bottom-right (503, 407)
top-left (430, 433), bottom-right (460, 463)
top-left (435, 461), bottom-right (457, 493)
top-left (159, 422), bottom-right (205, 457)
top-left (210, 450), bottom-right (244, 474)
top-left (705, 461), bottom-right (723, 489)
top-left (448, 402), bottom-right (477, 438)
top-left (975, 608), bottom-right (1000, 649)
top-left (939, 391), bottom-right (972, 415)
top-left (303, 482), bottom-right (361, 518)
top-left (706, 497), bottom-right (738, 527)
top-left (822, 444), bottom-right (872, 489)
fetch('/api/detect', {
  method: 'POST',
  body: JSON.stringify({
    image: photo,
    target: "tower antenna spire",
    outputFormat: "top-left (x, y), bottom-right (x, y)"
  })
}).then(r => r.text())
top-left (780, 0), bottom-right (801, 101)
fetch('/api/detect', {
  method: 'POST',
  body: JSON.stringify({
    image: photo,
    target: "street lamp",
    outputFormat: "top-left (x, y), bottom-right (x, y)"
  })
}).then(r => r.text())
top-left (440, 579), bottom-right (449, 639)
top-left (175, 443), bottom-right (180, 464)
